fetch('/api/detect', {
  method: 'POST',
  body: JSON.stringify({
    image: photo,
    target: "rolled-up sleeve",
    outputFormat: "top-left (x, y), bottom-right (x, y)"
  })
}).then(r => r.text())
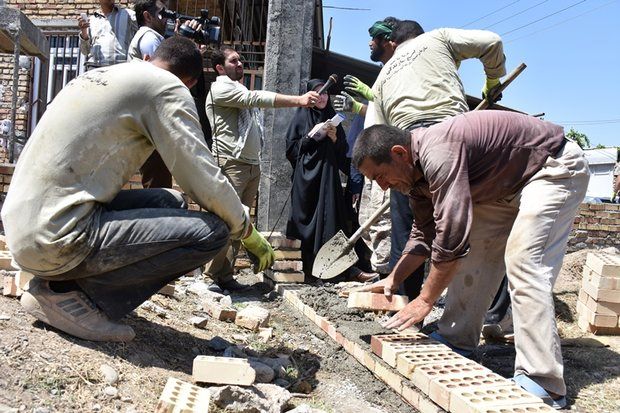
top-left (441, 28), bottom-right (506, 80)
top-left (419, 141), bottom-right (473, 262)
top-left (212, 81), bottom-right (276, 109)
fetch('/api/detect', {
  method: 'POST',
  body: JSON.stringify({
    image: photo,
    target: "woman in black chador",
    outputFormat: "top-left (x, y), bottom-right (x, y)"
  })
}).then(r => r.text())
top-left (285, 78), bottom-right (349, 278)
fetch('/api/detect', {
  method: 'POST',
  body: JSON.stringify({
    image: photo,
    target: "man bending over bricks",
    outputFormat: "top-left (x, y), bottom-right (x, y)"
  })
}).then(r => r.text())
top-left (0, 37), bottom-right (275, 343)
top-left (352, 111), bottom-right (589, 409)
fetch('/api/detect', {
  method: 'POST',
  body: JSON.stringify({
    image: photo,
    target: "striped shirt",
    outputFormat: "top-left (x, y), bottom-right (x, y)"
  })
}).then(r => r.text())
top-left (80, 6), bottom-right (137, 68)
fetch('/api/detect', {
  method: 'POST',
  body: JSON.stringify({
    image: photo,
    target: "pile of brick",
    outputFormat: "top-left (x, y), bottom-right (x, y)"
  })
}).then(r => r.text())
top-left (258, 232), bottom-right (304, 284)
top-left (371, 332), bottom-right (555, 412)
top-left (0, 235), bottom-right (34, 298)
top-left (576, 252), bottom-right (620, 335)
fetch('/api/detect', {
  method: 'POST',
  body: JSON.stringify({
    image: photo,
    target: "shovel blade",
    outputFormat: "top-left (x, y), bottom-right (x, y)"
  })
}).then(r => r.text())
top-left (312, 230), bottom-right (358, 279)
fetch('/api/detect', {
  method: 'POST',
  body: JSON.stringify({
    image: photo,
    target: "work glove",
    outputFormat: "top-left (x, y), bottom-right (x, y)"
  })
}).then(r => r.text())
top-left (343, 75), bottom-right (374, 101)
top-left (482, 77), bottom-right (502, 102)
top-left (333, 92), bottom-right (363, 114)
top-left (241, 226), bottom-right (275, 274)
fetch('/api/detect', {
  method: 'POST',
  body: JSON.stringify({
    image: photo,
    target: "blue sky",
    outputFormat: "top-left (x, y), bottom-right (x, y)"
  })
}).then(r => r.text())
top-left (322, 0), bottom-right (619, 148)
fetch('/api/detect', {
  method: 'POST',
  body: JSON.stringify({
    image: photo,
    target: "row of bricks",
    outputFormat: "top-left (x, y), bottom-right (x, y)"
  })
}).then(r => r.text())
top-left (576, 297), bottom-right (619, 331)
top-left (577, 209), bottom-right (620, 218)
top-left (274, 283), bottom-right (554, 413)
top-left (574, 223), bottom-right (620, 232)
top-left (371, 334), bottom-right (551, 412)
top-left (581, 276), bottom-right (620, 303)
top-left (579, 203), bottom-right (620, 211)
top-left (582, 266), bottom-right (620, 291)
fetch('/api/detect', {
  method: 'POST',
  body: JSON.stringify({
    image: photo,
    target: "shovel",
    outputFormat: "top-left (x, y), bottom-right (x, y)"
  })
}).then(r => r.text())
top-left (312, 63), bottom-right (527, 280)
top-left (313, 199), bottom-right (390, 279)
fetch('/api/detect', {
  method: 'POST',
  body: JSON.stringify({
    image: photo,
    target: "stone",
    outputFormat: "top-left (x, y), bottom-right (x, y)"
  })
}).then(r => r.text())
top-left (210, 384), bottom-right (291, 413)
top-left (287, 404), bottom-right (327, 413)
top-left (103, 386), bottom-right (118, 398)
top-left (207, 336), bottom-right (231, 351)
top-left (220, 295), bottom-right (233, 307)
top-left (138, 301), bottom-right (168, 318)
top-left (99, 364), bottom-right (119, 385)
top-left (273, 378), bottom-right (290, 388)
top-left (249, 360), bottom-right (275, 383)
top-left (203, 300), bottom-right (237, 322)
top-left (0, 314), bottom-right (10, 321)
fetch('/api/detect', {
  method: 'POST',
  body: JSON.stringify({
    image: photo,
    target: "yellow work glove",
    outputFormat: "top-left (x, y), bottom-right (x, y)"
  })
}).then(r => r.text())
top-left (241, 226), bottom-right (275, 274)
top-left (482, 77), bottom-right (502, 102)
top-left (343, 75), bottom-right (374, 102)
top-left (333, 92), bottom-right (363, 114)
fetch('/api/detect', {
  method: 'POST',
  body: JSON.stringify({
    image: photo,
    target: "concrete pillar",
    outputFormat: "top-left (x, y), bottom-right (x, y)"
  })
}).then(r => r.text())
top-left (258, 0), bottom-right (314, 234)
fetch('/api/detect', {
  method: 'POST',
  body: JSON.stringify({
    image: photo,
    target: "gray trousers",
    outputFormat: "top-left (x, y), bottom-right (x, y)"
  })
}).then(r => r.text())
top-left (437, 141), bottom-right (589, 396)
top-left (52, 189), bottom-right (229, 320)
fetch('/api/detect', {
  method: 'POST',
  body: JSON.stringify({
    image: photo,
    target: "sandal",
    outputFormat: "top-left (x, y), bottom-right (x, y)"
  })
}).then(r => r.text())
top-left (513, 374), bottom-right (567, 410)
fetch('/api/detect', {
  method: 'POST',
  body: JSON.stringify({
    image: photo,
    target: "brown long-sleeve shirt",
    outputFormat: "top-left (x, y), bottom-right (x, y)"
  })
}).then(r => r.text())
top-left (403, 110), bottom-right (566, 263)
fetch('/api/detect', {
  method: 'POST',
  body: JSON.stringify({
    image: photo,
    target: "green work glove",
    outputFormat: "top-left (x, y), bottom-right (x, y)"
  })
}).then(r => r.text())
top-left (343, 75), bottom-right (374, 102)
top-left (241, 226), bottom-right (275, 274)
top-left (333, 92), bottom-right (363, 114)
top-left (482, 77), bottom-right (502, 102)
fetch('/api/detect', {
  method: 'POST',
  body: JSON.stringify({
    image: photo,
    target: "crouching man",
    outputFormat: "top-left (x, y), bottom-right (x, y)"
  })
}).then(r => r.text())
top-left (1, 37), bottom-right (274, 343)
top-left (352, 111), bottom-right (589, 409)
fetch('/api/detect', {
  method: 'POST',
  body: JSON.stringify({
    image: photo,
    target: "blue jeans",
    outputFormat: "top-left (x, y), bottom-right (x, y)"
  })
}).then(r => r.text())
top-left (54, 189), bottom-right (229, 320)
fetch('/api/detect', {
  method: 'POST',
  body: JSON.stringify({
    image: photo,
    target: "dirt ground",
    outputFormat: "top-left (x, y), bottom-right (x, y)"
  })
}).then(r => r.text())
top-left (0, 248), bottom-right (619, 412)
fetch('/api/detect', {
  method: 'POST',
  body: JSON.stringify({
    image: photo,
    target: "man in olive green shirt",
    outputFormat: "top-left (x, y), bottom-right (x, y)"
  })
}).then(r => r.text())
top-left (205, 46), bottom-right (319, 289)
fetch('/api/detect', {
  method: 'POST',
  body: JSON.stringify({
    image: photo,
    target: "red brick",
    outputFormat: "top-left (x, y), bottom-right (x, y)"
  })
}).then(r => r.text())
top-left (272, 260), bottom-right (303, 272)
top-left (347, 292), bottom-right (409, 311)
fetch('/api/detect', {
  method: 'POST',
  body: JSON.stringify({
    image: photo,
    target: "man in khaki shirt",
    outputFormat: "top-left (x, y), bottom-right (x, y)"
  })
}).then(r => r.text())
top-left (205, 46), bottom-right (319, 290)
top-left (1, 38), bottom-right (274, 343)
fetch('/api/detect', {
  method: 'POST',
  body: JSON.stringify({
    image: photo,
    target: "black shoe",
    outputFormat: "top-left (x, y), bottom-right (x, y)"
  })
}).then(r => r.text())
top-left (216, 279), bottom-right (250, 292)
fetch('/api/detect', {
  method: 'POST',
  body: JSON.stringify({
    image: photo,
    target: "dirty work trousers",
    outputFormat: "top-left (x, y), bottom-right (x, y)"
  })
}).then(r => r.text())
top-left (204, 158), bottom-right (260, 283)
top-left (52, 189), bottom-right (229, 320)
top-left (359, 179), bottom-right (392, 274)
top-left (437, 140), bottom-right (589, 396)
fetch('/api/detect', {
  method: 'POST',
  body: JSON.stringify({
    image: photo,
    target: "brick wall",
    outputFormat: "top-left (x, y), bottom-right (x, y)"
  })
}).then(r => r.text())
top-left (0, 54), bottom-right (31, 159)
top-left (568, 203), bottom-right (620, 252)
top-left (5, 1), bottom-right (133, 19)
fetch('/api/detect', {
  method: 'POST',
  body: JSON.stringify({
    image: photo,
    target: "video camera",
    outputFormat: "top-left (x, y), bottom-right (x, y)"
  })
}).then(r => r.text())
top-left (160, 8), bottom-right (222, 46)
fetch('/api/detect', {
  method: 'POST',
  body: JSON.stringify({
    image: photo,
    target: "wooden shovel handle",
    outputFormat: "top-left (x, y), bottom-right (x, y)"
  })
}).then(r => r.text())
top-left (347, 199), bottom-right (391, 246)
top-left (475, 63), bottom-right (527, 111)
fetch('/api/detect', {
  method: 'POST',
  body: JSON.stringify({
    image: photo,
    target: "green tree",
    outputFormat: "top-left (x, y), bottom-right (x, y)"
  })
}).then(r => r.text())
top-left (566, 128), bottom-right (590, 149)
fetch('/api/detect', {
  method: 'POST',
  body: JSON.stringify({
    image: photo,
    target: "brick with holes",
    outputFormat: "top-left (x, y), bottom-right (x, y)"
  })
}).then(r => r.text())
top-left (155, 377), bottom-right (211, 413)
top-left (585, 252), bottom-right (620, 277)
top-left (449, 385), bottom-right (545, 413)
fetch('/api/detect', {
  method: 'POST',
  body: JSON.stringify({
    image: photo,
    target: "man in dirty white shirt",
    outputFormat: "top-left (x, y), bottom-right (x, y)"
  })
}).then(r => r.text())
top-left (1, 37), bottom-right (274, 343)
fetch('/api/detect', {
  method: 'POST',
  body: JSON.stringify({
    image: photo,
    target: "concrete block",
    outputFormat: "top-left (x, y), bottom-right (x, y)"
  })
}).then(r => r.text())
top-left (190, 317), bottom-right (209, 329)
top-left (0, 250), bottom-right (15, 270)
top-left (581, 279), bottom-right (620, 303)
top-left (370, 332), bottom-right (429, 358)
top-left (274, 249), bottom-right (302, 260)
top-left (586, 294), bottom-right (620, 316)
top-left (235, 306), bottom-right (270, 331)
top-left (410, 360), bottom-right (489, 394)
top-left (382, 341), bottom-right (449, 367)
top-left (156, 377), bottom-right (210, 413)
top-left (2, 274), bottom-right (20, 297)
top-left (192, 356), bottom-right (255, 385)
top-left (263, 269), bottom-right (304, 283)
top-left (396, 352), bottom-right (470, 380)
top-left (272, 260), bottom-right (303, 272)
top-left (158, 283), bottom-right (175, 297)
top-left (202, 300), bottom-right (237, 322)
top-left (449, 386), bottom-right (544, 413)
top-left (374, 362), bottom-right (403, 394)
top-left (15, 270), bottom-right (33, 290)
top-left (401, 383), bottom-right (421, 408)
top-left (428, 371), bottom-right (512, 410)
top-left (261, 232), bottom-right (301, 249)
top-left (347, 292), bottom-right (409, 311)
top-left (585, 252), bottom-right (620, 277)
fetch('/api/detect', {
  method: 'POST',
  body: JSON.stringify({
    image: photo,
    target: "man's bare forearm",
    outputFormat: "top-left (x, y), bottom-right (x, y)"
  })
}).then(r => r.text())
top-left (391, 253), bottom-right (426, 285)
top-left (418, 259), bottom-right (460, 304)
